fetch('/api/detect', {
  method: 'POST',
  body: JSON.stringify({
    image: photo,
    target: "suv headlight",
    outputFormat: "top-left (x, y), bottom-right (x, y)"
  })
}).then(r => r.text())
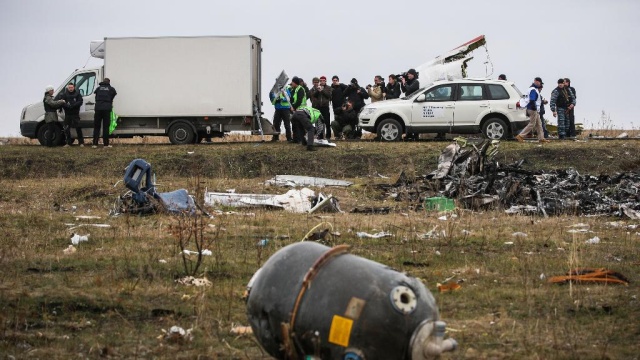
top-left (361, 107), bottom-right (377, 116)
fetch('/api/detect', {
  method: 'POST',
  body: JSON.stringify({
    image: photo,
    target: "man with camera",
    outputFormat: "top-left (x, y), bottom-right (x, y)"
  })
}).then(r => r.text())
top-left (309, 76), bottom-right (333, 139)
top-left (386, 75), bottom-right (401, 100)
top-left (343, 78), bottom-right (369, 113)
top-left (331, 100), bottom-right (358, 139)
top-left (367, 75), bottom-right (386, 103)
top-left (400, 68), bottom-right (419, 96)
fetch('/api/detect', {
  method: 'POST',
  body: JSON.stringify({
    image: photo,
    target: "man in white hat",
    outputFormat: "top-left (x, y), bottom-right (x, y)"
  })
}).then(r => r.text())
top-left (43, 85), bottom-right (66, 147)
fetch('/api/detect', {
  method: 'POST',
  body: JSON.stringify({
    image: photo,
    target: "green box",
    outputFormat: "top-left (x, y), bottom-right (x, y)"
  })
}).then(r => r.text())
top-left (424, 197), bottom-right (455, 211)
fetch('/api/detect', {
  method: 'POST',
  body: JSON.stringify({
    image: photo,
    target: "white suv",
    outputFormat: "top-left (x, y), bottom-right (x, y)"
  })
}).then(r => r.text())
top-left (358, 79), bottom-right (528, 141)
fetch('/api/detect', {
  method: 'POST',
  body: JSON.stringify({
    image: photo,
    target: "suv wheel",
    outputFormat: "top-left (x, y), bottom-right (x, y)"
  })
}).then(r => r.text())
top-left (482, 118), bottom-right (508, 140)
top-left (377, 119), bottom-right (402, 142)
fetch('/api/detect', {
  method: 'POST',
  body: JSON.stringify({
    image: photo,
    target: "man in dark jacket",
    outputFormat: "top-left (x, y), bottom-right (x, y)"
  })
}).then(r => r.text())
top-left (401, 68), bottom-right (420, 96)
top-left (343, 78), bottom-right (369, 113)
top-left (309, 76), bottom-right (333, 139)
top-left (330, 100), bottom-right (358, 139)
top-left (56, 82), bottom-right (84, 146)
top-left (564, 78), bottom-right (577, 138)
top-left (550, 78), bottom-right (576, 140)
top-left (92, 78), bottom-right (117, 148)
top-left (330, 75), bottom-right (348, 125)
top-left (386, 75), bottom-right (401, 99)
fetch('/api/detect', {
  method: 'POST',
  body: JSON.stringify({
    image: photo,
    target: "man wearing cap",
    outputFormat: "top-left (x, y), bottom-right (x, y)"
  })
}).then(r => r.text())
top-left (55, 82), bottom-right (85, 147)
top-left (550, 78), bottom-right (576, 140)
top-left (401, 69), bottom-right (420, 96)
top-left (43, 85), bottom-right (66, 147)
top-left (269, 85), bottom-right (292, 142)
top-left (309, 76), bottom-right (333, 139)
top-left (515, 77), bottom-right (549, 143)
top-left (92, 78), bottom-right (117, 148)
top-left (343, 78), bottom-right (369, 113)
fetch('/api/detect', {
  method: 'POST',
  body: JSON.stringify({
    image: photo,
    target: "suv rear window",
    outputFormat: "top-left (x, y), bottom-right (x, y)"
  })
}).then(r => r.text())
top-left (487, 84), bottom-right (510, 100)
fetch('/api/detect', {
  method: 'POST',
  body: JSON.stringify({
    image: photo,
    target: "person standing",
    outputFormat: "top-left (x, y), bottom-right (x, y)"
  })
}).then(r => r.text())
top-left (550, 78), bottom-right (576, 140)
top-left (367, 75), bottom-right (385, 103)
top-left (538, 83), bottom-right (550, 139)
top-left (564, 78), bottom-right (577, 138)
top-left (309, 76), bottom-right (333, 139)
top-left (515, 77), bottom-right (550, 143)
top-left (56, 82), bottom-right (84, 146)
top-left (289, 76), bottom-right (307, 144)
top-left (92, 78), bottom-right (117, 148)
top-left (330, 75), bottom-right (348, 124)
top-left (386, 75), bottom-right (401, 100)
top-left (269, 85), bottom-right (292, 142)
top-left (43, 85), bottom-right (66, 147)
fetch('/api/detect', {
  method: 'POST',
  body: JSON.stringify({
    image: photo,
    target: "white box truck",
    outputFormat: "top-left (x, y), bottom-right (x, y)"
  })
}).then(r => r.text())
top-left (19, 35), bottom-right (275, 145)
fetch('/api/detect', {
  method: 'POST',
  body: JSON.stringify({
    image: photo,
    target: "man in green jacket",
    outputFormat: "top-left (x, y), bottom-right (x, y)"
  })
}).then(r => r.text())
top-left (292, 106), bottom-right (323, 151)
top-left (43, 85), bottom-right (66, 147)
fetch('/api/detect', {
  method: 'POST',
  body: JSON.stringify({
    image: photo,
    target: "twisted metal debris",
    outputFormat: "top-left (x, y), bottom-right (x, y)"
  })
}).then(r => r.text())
top-left (379, 139), bottom-right (640, 218)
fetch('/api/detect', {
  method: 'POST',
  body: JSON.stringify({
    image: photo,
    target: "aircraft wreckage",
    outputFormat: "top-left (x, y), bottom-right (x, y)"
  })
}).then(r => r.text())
top-left (379, 138), bottom-right (640, 219)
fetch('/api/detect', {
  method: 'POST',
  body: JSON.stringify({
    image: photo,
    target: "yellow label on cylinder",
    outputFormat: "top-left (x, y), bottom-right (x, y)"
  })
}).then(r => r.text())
top-left (328, 315), bottom-right (353, 347)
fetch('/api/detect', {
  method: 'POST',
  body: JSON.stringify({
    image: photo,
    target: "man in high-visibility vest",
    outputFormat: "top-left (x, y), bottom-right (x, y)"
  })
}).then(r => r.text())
top-left (289, 76), bottom-right (308, 144)
top-left (269, 85), bottom-right (292, 142)
top-left (292, 106), bottom-right (324, 151)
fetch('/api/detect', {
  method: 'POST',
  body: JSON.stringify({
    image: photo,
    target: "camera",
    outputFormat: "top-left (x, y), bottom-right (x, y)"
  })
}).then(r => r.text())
top-left (395, 72), bottom-right (407, 81)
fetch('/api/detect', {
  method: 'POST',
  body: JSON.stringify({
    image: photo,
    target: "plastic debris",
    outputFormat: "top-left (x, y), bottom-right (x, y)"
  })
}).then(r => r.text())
top-left (70, 233), bottom-right (89, 245)
top-left (264, 175), bottom-right (352, 188)
top-left (438, 215), bottom-right (448, 221)
top-left (257, 239), bottom-right (269, 247)
top-left (182, 249), bottom-right (212, 256)
top-left (585, 236), bottom-right (601, 244)
top-left (162, 326), bottom-right (193, 343)
top-left (504, 241), bottom-right (514, 245)
top-left (206, 188), bottom-right (341, 214)
top-left (230, 324), bottom-right (253, 335)
top-left (511, 232), bottom-right (528, 238)
top-left (356, 231), bottom-right (393, 239)
top-left (437, 282), bottom-right (462, 292)
top-left (176, 276), bottom-right (212, 287)
top-left (548, 268), bottom-right (630, 285)
top-left (63, 245), bottom-right (76, 255)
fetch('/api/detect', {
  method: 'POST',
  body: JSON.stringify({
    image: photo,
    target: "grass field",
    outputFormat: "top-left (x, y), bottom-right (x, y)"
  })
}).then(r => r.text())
top-left (0, 138), bottom-right (638, 359)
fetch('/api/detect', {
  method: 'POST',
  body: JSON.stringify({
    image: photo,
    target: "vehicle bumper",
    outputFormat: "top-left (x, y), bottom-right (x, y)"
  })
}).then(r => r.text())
top-left (20, 122), bottom-right (38, 138)
top-left (358, 117), bottom-right (375, 133)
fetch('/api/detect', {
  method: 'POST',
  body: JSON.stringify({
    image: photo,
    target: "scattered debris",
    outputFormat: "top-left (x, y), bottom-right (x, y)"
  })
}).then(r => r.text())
top-left (112, 159), bottom-right (196, 216)
top-left (264, 175), bottom-right (353, 188)
top-left (549, 268), bottom-right (630, 285)
top-left (74, 215), bottom-right (101, 220)
top-left (350, 206), bottom-right (390, 214)
top-left (70, 233), bottom-right (89, 245)
top-left (205, 188), bottom-right (341, 213)
top-left (158, 259), bottom-right (167, 264)
top-left (176, 276), bottom-right (212, 287)
top-left (63, 245), bottom-right (77, 255)
top-left (511, 232), bottom-right (528, 238)
top-left (257, 239), bottom-right (269, 247)
top-left (356, 231), bottom-right (393, 239)
top-left (230, 324), bottom-right (253, 335)
top-left (616, 132), bottom-right (629, 138)
top-left (585, 236), bottom-right (601, 244)
top-left (437, 282), bottom-right (462, 292)
top-left (504, 241), bottom-right (514, 245)
top-left (182, 249), bottom-right (212, 256)
top-left (67, 223), bottom-right (111, 231)
top-left (162, 326), bottom-right (193, 343)
top-left (376, 139), bottom-right (640, 218)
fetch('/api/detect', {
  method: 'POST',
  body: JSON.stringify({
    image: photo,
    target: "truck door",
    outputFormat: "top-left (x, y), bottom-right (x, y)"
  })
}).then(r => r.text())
top-left (411, 84), bottom-right (455, 132)
top-left (453, 83), bottom-right (487, 126)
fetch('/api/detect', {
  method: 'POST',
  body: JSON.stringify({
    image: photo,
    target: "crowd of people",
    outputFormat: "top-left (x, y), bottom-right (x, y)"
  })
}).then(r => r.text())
top-left (269, 70), bottom-right (420, 151)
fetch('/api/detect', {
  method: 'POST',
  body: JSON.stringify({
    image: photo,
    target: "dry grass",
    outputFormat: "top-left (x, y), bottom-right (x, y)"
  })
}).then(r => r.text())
top-left (0, 141), bottom-right (638, 359)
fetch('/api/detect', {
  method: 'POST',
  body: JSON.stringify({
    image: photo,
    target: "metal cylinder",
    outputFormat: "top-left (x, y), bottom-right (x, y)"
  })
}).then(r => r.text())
top-left (246, 242), bottom-right (442, 359)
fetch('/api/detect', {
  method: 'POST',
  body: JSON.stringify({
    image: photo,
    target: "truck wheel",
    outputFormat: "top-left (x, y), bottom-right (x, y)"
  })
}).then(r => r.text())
top-left (377, 119), bottom-right (402, 142)
top-left (482, 118), bottom-right (508, 140)
top-left (168, 122), bottom-right (195, 145)
top-left (37, 123), bottom-right (64, 146)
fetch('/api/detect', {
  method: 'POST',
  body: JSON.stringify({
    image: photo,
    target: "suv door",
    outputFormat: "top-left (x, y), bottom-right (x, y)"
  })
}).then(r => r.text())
top-left (453, 84), bottom-right (488, 127)
top-left (410, 84), bottom-right (455, 132)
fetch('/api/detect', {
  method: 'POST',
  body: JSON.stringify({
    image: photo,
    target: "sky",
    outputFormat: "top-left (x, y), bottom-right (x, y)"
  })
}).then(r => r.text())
top-left (1, 0), bottom-right (639, 137)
